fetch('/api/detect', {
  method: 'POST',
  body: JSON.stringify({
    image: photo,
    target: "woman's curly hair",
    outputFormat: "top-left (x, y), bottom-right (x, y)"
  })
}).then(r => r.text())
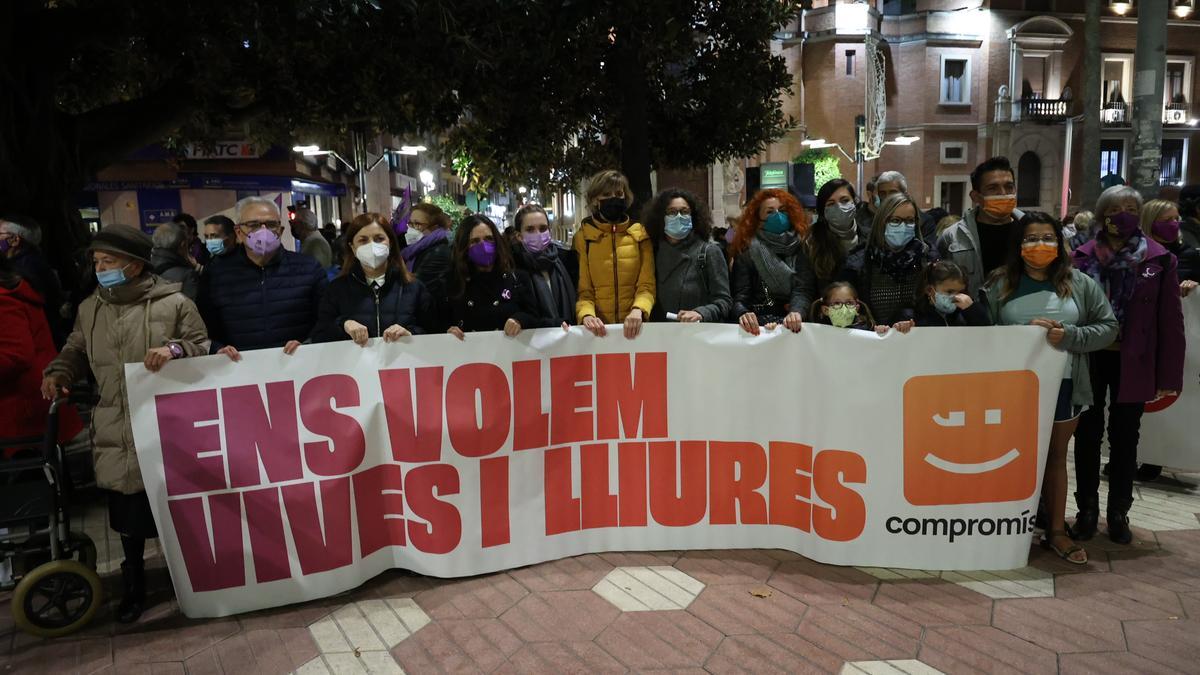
top-left (729, 188), bottom-right (809, 258)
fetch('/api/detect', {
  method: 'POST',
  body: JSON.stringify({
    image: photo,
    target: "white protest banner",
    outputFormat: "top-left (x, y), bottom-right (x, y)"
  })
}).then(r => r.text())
top-left (126, 324), bottom-right (1067, 618)
top-left (1139, 293), bottom-right (1200, 470)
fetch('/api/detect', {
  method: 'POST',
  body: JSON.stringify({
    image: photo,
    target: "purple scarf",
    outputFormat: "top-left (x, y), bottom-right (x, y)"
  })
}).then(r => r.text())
top-left (1079, 232), bottom-right (1148, 326)
top-left (401, 227), bottom-right (448, 266)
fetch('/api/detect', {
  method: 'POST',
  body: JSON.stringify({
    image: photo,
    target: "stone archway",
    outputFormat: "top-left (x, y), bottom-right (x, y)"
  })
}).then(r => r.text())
top-left (1008, 130), bottom-right (1062, 215)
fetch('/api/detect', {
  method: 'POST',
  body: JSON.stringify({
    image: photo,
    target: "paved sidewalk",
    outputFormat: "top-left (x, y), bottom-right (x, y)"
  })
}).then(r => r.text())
top-left (3, 466), bottom-right (1199, 674)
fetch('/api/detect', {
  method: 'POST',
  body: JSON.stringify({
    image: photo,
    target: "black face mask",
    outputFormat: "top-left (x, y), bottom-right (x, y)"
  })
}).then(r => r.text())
top-left (596, 197), bottom-right (628, 223)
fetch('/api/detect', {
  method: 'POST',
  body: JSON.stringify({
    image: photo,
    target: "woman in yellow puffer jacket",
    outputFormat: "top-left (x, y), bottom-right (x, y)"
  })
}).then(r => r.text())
top-left (573, 170), bottom-right (656, 339)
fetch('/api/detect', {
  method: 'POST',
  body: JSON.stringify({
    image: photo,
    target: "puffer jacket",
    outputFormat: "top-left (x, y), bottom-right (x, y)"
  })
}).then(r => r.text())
top-left (198, 248), bottom-right (327, 351)
top-left (574, 217), bottom-right (655, 324)
top-left (44, 274), bottom-right (210, 494)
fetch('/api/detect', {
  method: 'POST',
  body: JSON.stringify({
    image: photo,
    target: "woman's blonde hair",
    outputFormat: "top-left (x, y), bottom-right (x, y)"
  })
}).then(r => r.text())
top-left (585, 170), bottom-right (634, 209)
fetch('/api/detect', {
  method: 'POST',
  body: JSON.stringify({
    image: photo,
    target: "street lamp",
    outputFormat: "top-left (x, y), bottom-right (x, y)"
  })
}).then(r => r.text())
top-left (291, 144), bottom-right (356, 171)
top-left (1175, 0), bottom-right (1194, 18)
top-left (1109, 0), bottom-right (1132, 15)
top-left (883, 135), bottom-right (921, 146)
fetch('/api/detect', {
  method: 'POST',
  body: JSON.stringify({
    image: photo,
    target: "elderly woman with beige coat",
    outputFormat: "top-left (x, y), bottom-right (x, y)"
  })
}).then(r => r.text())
top-left (42, 224), bottom-right (210, 624)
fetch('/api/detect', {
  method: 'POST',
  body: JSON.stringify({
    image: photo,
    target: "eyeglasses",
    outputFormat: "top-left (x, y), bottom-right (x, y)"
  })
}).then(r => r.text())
top-left (1021, 235), bottom-right (1057, 246)
top-left (238, 220), bottom-right (283, 233)
top-left (826, 301), bottom-right (858, 309)
top-left (665, 208), bottom-right (692, 217)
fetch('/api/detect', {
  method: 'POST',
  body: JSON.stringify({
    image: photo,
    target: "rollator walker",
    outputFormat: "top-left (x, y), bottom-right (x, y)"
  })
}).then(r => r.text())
top-left (0, 389), bottom-right (102, 637)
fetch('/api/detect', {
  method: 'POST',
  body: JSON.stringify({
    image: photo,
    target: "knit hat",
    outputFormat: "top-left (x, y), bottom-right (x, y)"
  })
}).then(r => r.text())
top-left (90, 224), bottom-right (153, 264)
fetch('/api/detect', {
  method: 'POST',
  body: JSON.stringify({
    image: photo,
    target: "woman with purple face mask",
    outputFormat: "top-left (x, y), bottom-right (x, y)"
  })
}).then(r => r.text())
top-left (511, 204), bottom-right (576, 327)
top-left (1070, 186), bottom-right (1186, 545)
top-left (446, 214), bottom-right (550, 340)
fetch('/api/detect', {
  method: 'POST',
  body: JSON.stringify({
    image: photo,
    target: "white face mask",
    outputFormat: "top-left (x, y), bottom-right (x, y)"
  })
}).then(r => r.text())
top-left (404, 228), bottom-right (424, 246)
top-left (355, 241), bottom-right (390, 270)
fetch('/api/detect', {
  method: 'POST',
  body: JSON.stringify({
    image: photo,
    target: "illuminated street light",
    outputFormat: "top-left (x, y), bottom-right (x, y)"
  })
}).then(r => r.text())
top-left (883, 135), bottom-right (921, 146)
top-left (1175, 0), bottom-right (1194, 17)
top-left (292, 144), bottom-right (320, 154)
top-left (1110, 0), bottom-right (1132, 15)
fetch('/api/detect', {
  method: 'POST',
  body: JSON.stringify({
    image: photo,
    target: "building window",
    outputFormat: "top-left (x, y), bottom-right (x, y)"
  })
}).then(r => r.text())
top-left (1017, 152), bottom-right (1042, 208)
top-left (936, 178), bottom-right (969, 215)
top-left (846, 50), bottom-right (856, 77)
top-left (1100, 139), bottom-right (1124, 179)
top-left (1161, 138), bottom-right (1187, 186)
top-left (940, 142), bottom-right (968, 165)
top-left (1167, 62), bottom-right (1187, 103)
top-left (940, 57), bottom-right (971, 105)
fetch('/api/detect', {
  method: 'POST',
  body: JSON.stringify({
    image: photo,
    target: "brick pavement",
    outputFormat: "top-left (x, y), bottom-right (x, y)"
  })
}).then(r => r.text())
top-left (3, 465), bottom-right (1199, 674)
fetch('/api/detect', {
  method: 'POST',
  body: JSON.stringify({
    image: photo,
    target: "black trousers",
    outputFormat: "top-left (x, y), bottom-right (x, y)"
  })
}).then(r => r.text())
top-left (1073, 350), bottom-right (1145, 509)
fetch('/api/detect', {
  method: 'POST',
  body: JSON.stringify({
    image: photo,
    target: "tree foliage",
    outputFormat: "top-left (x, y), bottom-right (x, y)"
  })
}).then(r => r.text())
top-left (794, 149), bottom-right (842, 192)
top-left (3, 0), bottom-right (797, 283)
top-left (445, 0), bottom-right (800, 206)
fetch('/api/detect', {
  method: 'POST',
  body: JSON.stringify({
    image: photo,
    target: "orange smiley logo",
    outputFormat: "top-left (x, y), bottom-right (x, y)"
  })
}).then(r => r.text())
top-left (903, 371), bottom-right (1039, 505)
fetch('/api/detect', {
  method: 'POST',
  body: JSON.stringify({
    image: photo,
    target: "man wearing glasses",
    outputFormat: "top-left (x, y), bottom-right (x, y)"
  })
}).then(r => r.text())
top-left (197, 196), bottom-right (328, 358)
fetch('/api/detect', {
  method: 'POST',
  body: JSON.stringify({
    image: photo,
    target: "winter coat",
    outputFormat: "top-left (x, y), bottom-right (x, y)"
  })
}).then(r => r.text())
top-left (573, 218), bottom-right (655, 324)
top-left (198, 249), bottom-right (327, 351)
top-left (450, 269), bottom-right (548, 332)
top-left (0, 280), bottom-right (82, 448)
top-left (151, 247), bottom-right (200, 300)
top-left (311, 270), bottom-right (433, 342)
top-left (937, 207), bottom-right (1026, 295)
top-left (730, 247), bottom-right (818, 323)
top-left (652, 235), bottom-right (732, 323)
top-left (984, 269), bottom-right (1119, 407)
top-left (1072, 238), bottom-right (1186, 403)
top-left (44, 274), bottom-right (209, 494)
top-left (9, 245), bottom-right (64, 346)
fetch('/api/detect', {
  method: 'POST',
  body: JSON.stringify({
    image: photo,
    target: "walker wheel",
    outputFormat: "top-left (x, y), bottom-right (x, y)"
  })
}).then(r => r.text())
top-left (11, 559), bottom-right (102, 638)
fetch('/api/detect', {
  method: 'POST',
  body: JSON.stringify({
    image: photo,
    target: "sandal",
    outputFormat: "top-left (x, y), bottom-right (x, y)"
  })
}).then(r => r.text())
top-left (1043, 530), bottom-right (1088, 565)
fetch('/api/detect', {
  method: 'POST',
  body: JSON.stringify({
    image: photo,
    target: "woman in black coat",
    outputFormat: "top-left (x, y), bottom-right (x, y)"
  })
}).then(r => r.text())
top-left (402, 202), bottom-right (453, 331)
top-left (447, 214), bottom-right (550, 338)
top-left (510, 204), bottom-right (576, 327)
top-left (311, 212), bottom-right (432, 344)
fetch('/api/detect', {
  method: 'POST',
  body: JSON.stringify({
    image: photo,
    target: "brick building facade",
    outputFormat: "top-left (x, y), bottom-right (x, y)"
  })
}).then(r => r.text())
top-left (774, 0), bottom-right (1200, 219)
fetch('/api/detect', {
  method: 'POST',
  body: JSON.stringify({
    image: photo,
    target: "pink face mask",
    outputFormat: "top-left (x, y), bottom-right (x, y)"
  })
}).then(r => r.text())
top-left (523, 230), bottom-right (552, 253)
top-left (246, 228), bottom-right (281, 256)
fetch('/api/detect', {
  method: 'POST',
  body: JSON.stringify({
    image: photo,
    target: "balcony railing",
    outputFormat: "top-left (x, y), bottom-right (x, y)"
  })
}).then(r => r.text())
top-left (1020, 98), bottom-right (1070, 122)
top-left (1102, 101), bottom-right (1129, 127)
top-left (1164, 102), bottom-right (1190, 125)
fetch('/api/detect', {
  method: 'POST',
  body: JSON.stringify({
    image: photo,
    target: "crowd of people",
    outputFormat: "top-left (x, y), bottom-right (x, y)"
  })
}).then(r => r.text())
top-left (1, 154), bottom-right (1195, 620)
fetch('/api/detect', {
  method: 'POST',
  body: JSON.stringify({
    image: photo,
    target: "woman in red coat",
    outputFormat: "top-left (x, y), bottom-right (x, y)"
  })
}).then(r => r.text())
top-left (0, 257), bottom-right (80, 453)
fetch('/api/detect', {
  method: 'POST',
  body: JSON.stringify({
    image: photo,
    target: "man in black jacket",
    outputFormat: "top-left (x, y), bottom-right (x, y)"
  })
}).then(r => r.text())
top-left (198, 196), bottom-right (327, 357)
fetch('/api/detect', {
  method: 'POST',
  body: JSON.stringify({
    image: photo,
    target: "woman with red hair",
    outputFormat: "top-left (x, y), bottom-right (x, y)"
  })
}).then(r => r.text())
top-left (729, 188), bottom-right (816, 334)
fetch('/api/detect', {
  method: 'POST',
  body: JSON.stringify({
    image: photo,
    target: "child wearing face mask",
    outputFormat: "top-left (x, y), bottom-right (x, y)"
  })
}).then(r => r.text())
top-left (901, 261), bottom-right (991, 329)
top-left (811, 282), bottom-right (877, 332)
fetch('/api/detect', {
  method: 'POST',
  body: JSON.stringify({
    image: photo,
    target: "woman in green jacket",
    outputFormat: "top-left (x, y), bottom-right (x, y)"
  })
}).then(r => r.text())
top-left (983, 211), bottom-right (1118, 565)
